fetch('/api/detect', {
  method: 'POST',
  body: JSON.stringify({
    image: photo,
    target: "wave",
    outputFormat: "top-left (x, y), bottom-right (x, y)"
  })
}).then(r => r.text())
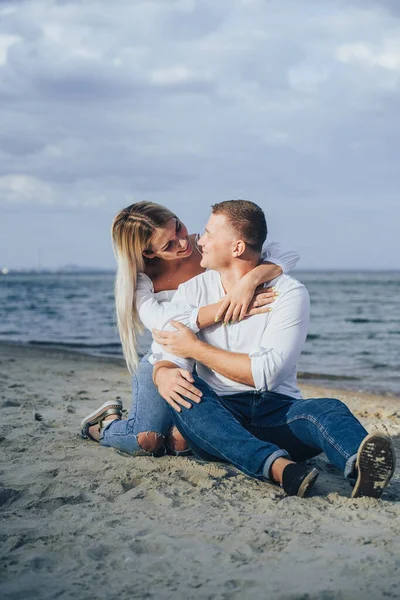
top-left (27, 340), bottom-right (122, 351)
top-left (345, 318), bottom-right (373, 324)
top-left (0, 330), bottom-right (21, 336)
top-left (298, 371), bottom-right (359, 381)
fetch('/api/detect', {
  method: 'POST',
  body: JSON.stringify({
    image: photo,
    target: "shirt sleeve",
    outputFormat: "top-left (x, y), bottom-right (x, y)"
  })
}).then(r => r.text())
top-left (149, 279), bottom-right (200, 371)
top-left (249, 282), bottom-right (310, 391)
top-left (149, 344), bottom-right (195, 372)
top-left (260, 241), bottom-right (300, 273)
top-left (136, 273), bottom-right (199, 332)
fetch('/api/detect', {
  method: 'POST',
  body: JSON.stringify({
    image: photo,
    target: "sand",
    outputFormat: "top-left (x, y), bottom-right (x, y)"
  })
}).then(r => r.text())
top-left (0, 341), bottom-right (399, 600)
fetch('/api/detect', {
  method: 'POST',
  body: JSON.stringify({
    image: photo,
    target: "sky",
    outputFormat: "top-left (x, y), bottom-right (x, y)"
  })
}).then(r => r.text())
top-left (0, 0), bottom-right (399, 270)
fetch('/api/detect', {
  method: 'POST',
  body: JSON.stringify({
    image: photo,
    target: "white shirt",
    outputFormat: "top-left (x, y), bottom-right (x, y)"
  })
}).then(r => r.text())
top-left (136, 241), bottom-right (299, 338)
top-left (150, 271), bottom-right (310, 399)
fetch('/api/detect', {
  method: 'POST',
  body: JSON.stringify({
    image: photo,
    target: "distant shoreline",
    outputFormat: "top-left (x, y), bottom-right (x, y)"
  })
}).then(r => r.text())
top-left (0, 269), bottom-right (116, 276)
top-left (2, 268), bottom-right (400, 276)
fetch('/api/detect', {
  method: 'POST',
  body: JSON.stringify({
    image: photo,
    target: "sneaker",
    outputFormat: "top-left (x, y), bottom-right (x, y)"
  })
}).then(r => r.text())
top-left (81, 400), bottom-right (123, 441)
top-left (281, 463), bottom-right (319, 497)
top-left (351, 432), bottom-right (396, 499)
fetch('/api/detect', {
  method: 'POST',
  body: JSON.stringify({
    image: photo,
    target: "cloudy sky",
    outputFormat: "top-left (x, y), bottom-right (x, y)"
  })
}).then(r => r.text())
top-left (1, 0), bottom-right (399, 270)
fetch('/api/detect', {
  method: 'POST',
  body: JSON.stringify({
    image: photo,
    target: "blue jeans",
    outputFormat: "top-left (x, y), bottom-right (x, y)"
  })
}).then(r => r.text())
top-left (100, 354), bottom-right (174, 455)
top-left (168, 374), bottom-right (368, 480)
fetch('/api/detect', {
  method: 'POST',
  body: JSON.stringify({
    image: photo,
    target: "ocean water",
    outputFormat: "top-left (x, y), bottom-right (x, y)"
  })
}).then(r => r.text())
top-left (1, 271), bottom-right (399, 397)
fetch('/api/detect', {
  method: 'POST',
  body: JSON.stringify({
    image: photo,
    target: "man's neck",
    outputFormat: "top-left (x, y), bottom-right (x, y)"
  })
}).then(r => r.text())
top-left (218, 258), bottom-right (260, 293)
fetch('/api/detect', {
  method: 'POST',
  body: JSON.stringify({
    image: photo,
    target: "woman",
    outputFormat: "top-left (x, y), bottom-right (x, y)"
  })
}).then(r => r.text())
top-left (81, 201), bottom-right (299, 456)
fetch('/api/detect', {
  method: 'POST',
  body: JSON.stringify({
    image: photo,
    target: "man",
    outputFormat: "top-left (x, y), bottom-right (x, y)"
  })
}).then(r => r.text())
top-left (151, 200), bottom-right (395, 498)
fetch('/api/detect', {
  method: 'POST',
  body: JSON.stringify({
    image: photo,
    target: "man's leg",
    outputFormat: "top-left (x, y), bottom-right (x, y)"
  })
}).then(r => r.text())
top-left (168, 374), bottom-right (299, 481)
top-left (274, 397), bottom-right (367, 477)
top-left (246, 393), bottom-right (395, 496)
top-left (274, 397), bottom-right (395, 497)
top-left (246, 394), bottom-right (367, 475)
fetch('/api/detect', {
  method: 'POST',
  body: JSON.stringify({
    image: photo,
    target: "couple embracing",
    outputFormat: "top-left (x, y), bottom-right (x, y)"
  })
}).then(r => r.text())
top-left (81, 199), bottom-right (395, 498)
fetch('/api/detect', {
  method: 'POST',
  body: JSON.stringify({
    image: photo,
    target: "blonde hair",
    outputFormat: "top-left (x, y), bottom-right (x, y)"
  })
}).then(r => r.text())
top-left (112, 201), bottom-right (177, 373)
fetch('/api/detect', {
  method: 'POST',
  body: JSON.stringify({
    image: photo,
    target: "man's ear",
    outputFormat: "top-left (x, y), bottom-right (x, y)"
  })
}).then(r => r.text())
top-left (232, 240), bottom-right (246, 258)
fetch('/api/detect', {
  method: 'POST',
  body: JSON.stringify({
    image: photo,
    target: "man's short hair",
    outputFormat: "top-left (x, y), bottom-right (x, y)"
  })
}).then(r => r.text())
top-left (211, 199), bottom-right (267, 253)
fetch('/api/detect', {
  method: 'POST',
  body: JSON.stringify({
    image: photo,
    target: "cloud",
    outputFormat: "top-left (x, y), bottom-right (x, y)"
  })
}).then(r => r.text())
top-left (337, 41), bottom-right (400, 70)
top-left (0, 34), bottom-right (20, 65)
top-left (0, 0), bottom-right (399, 267)
top-left (0, 173), bottom-right (110, 207)
top-left (0, 174), bottom-right (55, 205)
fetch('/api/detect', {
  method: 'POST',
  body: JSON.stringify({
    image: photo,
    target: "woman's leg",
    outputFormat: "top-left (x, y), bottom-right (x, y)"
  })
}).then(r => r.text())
top-left (100, 355), bottom-right (175, 456)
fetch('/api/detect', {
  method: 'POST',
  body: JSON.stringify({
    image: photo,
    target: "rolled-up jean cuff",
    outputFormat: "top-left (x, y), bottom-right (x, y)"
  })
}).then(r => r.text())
top-left (263, 449), bottom-right (291, 480)
top-left (344, 453), bottom-right (357, 478)
top-left (98, 420), bottom-right (115, 441)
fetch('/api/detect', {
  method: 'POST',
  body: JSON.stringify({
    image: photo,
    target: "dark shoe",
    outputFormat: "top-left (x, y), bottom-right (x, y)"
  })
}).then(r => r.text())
top-left (351, 432), bottom-right (396, 499)
top-left (81, 400), bottom-right (123, 442)
top-left (281, 463), bottom-right (319, 497)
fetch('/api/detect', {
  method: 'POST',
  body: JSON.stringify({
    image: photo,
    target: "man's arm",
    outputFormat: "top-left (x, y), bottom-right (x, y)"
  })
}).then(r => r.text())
top-left (205, 283), bottom-right (309, 391)
top-left (151, 314), bottom-right (261, 388)
top-left (152, 320), bottom-right (254, 386)
top-left (153, 281), bottom-right (309, 391)
top-left (249, 283), bottom-right (309, 391)
top-left (188, 342), bottom-right (254, 386)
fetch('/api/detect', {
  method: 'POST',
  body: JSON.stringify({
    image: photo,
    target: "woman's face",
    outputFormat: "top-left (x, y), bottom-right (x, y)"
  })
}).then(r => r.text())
top-left (145, 217), bottom-right (193, 261)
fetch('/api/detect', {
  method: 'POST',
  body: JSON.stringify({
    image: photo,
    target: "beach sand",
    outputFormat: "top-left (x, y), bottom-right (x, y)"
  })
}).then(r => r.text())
top-left (0, 341), bottom-right (399, 600)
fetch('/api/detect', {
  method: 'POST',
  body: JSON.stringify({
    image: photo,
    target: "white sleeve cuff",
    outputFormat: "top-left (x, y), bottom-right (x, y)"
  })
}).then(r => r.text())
top-left (249, 346), bottom-right (277, 391)
top-left (190, 308), bottom-right (200, 333)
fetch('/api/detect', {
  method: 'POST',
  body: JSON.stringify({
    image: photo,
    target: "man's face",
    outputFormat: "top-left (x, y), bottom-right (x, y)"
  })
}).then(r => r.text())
top-left (197, 213), bottom-right (238, 270)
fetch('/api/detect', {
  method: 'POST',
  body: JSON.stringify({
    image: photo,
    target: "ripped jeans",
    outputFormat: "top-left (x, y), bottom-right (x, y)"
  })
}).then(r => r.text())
top-left (100, 353), bottom-right (185, 456)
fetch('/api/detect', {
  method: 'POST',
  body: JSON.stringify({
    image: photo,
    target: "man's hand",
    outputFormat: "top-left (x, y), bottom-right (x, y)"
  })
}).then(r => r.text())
top-left (152, 321), bottom-right (199, 358)
top-left (154, 365), bottom-right (202, 413)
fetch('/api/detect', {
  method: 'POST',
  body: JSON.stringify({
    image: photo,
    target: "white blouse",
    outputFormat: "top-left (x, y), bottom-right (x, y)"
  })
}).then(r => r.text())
top-left (135, 241), bottom-right (299, 353)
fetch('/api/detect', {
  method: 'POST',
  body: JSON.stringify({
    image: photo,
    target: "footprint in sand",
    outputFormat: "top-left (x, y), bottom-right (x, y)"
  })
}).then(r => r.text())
top-left (87, 544), bottom-right (111, 561)
top-left (30, 492), bottom-right (86, 513)
top-left (2, 399), bottom-right (21, 408)
top-left (120, 477), bottom-right (144, 492)
top-left (0, 485), bottom-right (22, 508)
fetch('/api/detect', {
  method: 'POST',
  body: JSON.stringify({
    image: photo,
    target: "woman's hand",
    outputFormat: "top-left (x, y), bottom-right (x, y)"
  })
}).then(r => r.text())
top-left (154, 365), bottom-right (202, 413)
top-left (152, 320), bottom-right (199, 358)
top-left (245, 291), bottom-right (276, 317)
top-left (215, 275), bottom-right (278, 324)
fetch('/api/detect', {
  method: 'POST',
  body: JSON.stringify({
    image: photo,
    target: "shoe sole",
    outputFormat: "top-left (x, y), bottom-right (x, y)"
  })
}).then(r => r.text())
top-left (351, 433), bottom-right (396, 499)
top-left (80, 400), bottom-right (123, 428)
top-left (297, 468), bottom-right (319, 498)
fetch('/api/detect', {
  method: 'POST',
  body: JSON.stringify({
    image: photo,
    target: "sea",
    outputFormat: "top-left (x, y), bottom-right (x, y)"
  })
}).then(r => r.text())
top-left (1, 271), bottom-right (399, 397)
